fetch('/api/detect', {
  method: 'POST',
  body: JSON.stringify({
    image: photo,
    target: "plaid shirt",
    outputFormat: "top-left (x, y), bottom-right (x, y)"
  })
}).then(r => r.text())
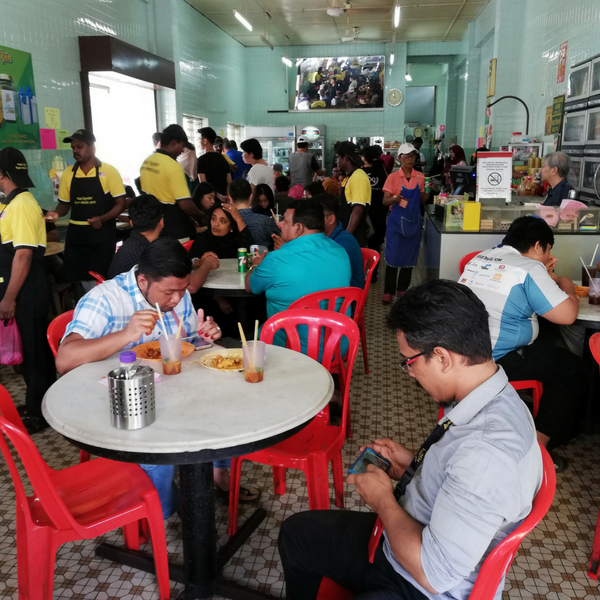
top-left (64, 265), bottom-right (197, 348)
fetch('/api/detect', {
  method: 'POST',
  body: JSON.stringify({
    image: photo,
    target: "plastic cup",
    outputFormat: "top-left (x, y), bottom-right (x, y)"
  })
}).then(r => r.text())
top-left (159, 335), bottom-right (182, 375)
top-left (589, 279), bottom-right (600, 305)
top-left (582, 266), bottom-right (597, 287)
top-left (242, 341), bottom-right (266, 383)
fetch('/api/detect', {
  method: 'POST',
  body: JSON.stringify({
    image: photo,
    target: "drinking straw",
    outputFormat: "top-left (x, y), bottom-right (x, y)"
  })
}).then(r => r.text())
top-left (176, 313), bottom-right (184, 340)
top-left (276, 203), bottom-right (279, 215)
top-left (252, 319), bottom-right (259, 370)
top-left (270, 208), bottom-right (277, 221)
top-left (580, 256), bottom-right (593, 283)
top-left (591, 244), bottom-right (599, 267)
top-left (238, 322), bottom-right (248, 346)
top-left (156, 303), bottom-right (169, 340)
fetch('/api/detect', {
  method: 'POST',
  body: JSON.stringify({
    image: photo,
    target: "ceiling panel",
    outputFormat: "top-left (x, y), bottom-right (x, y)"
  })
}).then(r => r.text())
top-left (186, 1), bottom-right (491, 47)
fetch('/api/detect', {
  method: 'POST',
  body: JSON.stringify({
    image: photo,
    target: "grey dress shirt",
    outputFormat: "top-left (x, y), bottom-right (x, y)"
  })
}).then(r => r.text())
top-left (383, 366), bottom-right (543, 600)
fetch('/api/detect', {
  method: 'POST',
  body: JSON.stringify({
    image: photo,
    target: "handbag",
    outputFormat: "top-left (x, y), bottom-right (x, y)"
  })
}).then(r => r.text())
top-left (0, 319), bottom-right (23, 365)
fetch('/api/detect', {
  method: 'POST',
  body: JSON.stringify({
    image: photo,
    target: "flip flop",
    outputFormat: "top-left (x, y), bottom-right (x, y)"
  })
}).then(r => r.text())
top-left (214, 485), bottom-right (260, 503)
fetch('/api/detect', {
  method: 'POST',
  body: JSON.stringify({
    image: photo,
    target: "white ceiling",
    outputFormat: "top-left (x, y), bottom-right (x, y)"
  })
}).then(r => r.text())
top-left (186, 0), bottom-right (490, 47)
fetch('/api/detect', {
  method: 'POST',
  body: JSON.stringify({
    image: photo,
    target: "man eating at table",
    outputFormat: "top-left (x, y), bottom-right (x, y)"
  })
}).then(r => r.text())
top-left (245, 198), bottom-right (351, 346)
top-left (56, 237), bottom-right (222, 518)
top-left (279, 280), bottom-right (542, 600)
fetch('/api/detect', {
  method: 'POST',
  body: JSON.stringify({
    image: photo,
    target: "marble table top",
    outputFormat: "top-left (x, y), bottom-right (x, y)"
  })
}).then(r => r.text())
top-left (202, 258), bottom-right (248, 290)
top-left (42, 344), bottom-right (333, 455)
top-left (577, 296), bottom-right (600, 322)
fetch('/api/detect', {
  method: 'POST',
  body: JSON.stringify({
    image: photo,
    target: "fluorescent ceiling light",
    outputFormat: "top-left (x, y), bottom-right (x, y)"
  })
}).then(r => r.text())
top-left (260, 35), bottom-right (273, 50)
top-left (234, 10), bottom-right (253, 31)
top-left (296, 58), bottom-right (304, 66)
top-left (282, 56), bottom-right (293, 67)
top-left (390, 52), bottom-right (395, 66)
top-left (405, 73), bottom-right (412, 81)
top-left (394, 5), bottom-right (401, 28)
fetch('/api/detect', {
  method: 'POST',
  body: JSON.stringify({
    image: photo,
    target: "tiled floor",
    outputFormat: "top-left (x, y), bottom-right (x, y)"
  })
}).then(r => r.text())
top-left (1, 266), bottom-right (600, 599)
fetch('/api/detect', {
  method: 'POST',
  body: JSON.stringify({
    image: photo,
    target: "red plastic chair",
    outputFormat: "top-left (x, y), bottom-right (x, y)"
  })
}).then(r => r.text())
top-left (359, 248), bottom-right (380, 374)
top-left (0, 385), bottom-right (171, 600)
top-left (46, 310), bottom-right (90, 464)
top-left (228, 309), bottom-right (360, 537)
top-left (181, 240), bottom-right (194, 251)
top-left (457, 252), bottom-right (543, 421)
top-left (458, 250), bottom-right (482, 275)
top-left (88, 271), bottom-right (106, 285)
top-left (46, 310), bottom-right (75, 359)
top-left (316, 444), bottom-right (556, 600)
top-left (437, 380), bottom-right (542, 422)
top-left (289, 287), bottom-right (363, 438)
top-left (587, 333), bottom-right (600, 578)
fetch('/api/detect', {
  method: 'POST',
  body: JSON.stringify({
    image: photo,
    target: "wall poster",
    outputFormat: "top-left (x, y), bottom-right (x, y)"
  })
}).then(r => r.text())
top-left (0, 44), bottom-right (40, 149)
top-left (557, 41), bottom-right (568, 84)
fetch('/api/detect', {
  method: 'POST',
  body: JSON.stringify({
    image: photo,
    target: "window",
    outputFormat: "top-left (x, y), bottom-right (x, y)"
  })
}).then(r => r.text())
top-left (183, 114), bottom-right (207, 151)
top-left (227, 122), bottom-right (245, 145)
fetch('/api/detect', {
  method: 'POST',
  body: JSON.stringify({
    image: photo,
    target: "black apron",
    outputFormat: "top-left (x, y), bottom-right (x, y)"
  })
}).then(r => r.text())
top-left (63, 163), bottom-right (116, 281)
top-left (0, 189), bottom-right (54, 418)
top-left (339, 172), bottom-right (369, 247)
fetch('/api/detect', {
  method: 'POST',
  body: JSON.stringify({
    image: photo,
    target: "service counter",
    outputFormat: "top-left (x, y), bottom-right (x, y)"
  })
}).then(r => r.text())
top-left (424, 209), bottom-right (600, 281)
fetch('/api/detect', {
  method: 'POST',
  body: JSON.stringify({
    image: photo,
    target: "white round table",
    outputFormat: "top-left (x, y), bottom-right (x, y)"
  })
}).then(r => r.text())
top-left (43, 345), bottom-right (333, 599)
top-left (201, 258), bottom-right (248, 295)
top-left (577, 296), bottom-right (600, 324)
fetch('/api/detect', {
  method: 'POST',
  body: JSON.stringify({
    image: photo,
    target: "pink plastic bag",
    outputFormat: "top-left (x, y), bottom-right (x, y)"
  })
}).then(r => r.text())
top-left (0, 319), bottom-right (23, 365)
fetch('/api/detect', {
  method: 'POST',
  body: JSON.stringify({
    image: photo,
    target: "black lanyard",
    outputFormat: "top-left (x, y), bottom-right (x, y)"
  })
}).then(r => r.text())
top-left (394, 418), bottom-right (453, 500)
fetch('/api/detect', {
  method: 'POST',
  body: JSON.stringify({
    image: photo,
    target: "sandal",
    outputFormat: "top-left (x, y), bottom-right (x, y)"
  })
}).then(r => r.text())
top-left (214, 485), bottom-right (260, 503)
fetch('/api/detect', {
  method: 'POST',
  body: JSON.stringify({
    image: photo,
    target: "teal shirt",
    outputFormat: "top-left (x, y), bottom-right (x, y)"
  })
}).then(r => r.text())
top-left (249, 233), bottom-right (351, 347)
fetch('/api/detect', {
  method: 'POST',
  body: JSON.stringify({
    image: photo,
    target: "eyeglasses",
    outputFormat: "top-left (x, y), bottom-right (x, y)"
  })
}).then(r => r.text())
top-left (399, 351), bottom-right (425, 374)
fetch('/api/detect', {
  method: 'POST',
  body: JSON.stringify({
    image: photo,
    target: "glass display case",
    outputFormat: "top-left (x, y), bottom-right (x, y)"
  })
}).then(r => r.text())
top-left (578, 207), bottom-right (600, 230)
top-left (589, 57), bottom-right (600, 107)
top-left (566, 61), bottom-right (591, 105)
top-left (480, 207), bottom-right (501, 230)
top-left (568, 157), bottom-right (583, 190)
top-left (539, 205), bottom-right (560, 228)
top-left (581, 157), bottom-right (600, 196)
top-left (586, 107), bottom-right (600, 148)
top-left (507, 143), bottom-right (543, 163)
top-left (562, 110), bottom-right (588, 147)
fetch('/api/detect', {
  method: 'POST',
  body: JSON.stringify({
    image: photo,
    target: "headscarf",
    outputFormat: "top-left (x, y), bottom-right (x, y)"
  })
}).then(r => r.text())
top-left (445, 144), bottom-right (467, 173)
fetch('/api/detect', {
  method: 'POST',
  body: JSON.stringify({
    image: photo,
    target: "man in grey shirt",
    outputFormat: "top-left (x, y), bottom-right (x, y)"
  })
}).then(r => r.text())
top-left (279, 280), bottom-right (543, 600)
top-left (289, 135), bottom-right (325, 189)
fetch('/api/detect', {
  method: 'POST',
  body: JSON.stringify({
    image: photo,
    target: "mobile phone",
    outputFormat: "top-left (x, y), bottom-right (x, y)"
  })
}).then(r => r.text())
top-left (348, 447), bottom-right (391, 475)
top-left (185, 336), bottom-right (213, 351)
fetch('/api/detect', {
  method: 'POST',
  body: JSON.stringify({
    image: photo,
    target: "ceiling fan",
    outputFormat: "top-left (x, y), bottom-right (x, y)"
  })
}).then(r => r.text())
top-left (341, 26), bottom-right (359, 43)
top-left (327, 1), bottom-right (353, 18)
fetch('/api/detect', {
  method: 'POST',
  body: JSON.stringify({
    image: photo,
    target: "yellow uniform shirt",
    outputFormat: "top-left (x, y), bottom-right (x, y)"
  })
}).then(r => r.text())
top-left (58, 162), bottom-right (126, 204)
top-left (139, 150), bottom-right (191, 206)
top-left (223, 153), bottom-right (234, 166)
top-left (342, 168), bottom-right (372, 207)
top-left (0, 191), bottom-right (47, 252)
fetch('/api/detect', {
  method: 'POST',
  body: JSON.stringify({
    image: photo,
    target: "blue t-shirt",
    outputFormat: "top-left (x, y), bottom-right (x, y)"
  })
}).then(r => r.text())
top-left (542, 178), bottom-right (573, 206)
top-left (329, 222), bottom-right (365, 289)
top-left (249, 233), bottom-right (351, 346)
top-left (226, 149), bottom-right (247, 180)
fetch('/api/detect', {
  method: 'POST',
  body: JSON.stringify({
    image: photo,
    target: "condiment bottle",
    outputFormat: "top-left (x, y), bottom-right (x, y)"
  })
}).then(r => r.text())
top-left (119, 351), bottom-right (137, 369)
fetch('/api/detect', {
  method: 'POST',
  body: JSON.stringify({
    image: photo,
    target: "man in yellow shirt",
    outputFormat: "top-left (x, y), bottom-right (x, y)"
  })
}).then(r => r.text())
top-left (139, 124), bottom-right (204, 240)
top-left (0, 148), bottom-right (55, 433)
top-left (336, 141), bottom-right (372, 247)
top-left (45, 129), bottom-right (126, 288)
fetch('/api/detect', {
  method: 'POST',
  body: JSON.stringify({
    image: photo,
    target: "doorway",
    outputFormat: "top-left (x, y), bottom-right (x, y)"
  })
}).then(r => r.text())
top-left (88, 72), bottom-right (157, 189)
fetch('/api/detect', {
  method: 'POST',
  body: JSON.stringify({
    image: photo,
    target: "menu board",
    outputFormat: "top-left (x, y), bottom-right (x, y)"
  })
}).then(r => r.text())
top-left (0, 44), bottom-right (40, 149)
top-left (551, 95), bottom-right (565, 135)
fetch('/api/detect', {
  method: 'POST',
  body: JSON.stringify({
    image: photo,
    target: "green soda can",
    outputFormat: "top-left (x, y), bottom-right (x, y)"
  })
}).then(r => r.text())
top-left (237, 248), bottom-right (248, 273)
top-left (425, 177), bottom-right (430, 193)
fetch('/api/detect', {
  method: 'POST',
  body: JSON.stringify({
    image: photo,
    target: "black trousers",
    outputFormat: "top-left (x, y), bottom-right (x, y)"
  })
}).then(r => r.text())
top-left (279, 510), bottom-right (428, 600)
top-left (496, 337), bottom-right (590, 446)
top-left (384, 266), bottom-right (412, 295)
